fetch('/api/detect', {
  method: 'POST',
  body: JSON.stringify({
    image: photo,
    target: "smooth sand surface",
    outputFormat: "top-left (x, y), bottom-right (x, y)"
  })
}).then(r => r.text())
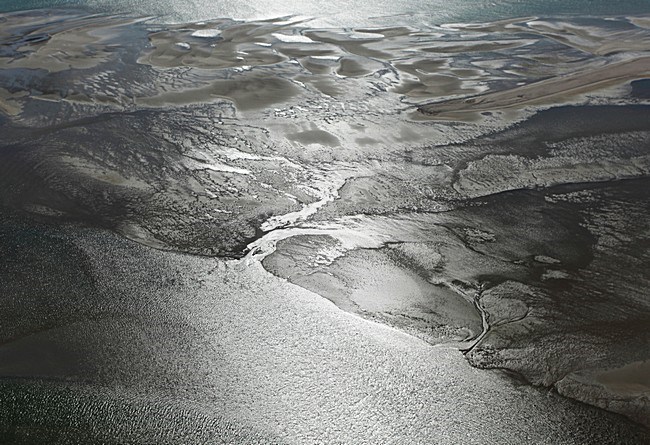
top-left (420, 56), bottom-right (650, 119)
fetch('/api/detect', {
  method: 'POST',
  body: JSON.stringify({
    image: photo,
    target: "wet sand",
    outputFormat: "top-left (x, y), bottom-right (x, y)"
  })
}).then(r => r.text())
top-left (1, 209), bottom-right (649, 444)
top-left (420, 56), bottom-right (650, 120)
top-left (1, 9), bottom-right (649, 441)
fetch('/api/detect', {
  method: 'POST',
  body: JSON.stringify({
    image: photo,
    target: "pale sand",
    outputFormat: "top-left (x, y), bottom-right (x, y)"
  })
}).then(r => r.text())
top-left (557, 360), bottom-right (650, 428)
top-left (597, 360), bottom-right (650, 395)
top-left (420, 56), bottom-right (650, 119)
top-left (0, 15), bottom-right (147, 72)
top-left (137, 74), bottom-right (302, 110)
top-left (0, 87), bottom-right (26, 115)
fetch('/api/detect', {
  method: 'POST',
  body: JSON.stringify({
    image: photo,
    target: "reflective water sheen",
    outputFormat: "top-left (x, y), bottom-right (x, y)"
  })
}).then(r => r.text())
top-left (0, 3), bottom-right (649, 444)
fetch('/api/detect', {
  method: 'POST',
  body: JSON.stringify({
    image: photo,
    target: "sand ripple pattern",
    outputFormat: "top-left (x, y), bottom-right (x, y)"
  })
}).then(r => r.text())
top-left (1, 10), bottom-right (650, 431)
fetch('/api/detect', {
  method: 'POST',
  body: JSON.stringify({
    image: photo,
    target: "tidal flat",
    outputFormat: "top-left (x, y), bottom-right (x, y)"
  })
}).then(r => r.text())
top-left (0, 8), bottom-right (649, 443)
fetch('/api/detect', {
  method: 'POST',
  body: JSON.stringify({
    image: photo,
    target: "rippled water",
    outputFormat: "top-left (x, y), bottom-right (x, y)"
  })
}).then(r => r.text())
top-left (1, 2), bottom-right (650, 443)
top-left (3, 0), bottom-right (650, 25)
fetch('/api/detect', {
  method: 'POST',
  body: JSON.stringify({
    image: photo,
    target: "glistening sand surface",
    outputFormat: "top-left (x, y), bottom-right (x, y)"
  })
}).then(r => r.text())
top-left (1, 212), bottom-right (648, 444)
top-left (0, 9), bottom-right (649, 442)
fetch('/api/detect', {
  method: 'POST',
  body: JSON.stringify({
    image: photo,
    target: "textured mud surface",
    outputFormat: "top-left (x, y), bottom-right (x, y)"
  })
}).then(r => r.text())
top-left (1, 9), bottom-right (649, 442)
top-left (2, 210), bottom-right (649, 444)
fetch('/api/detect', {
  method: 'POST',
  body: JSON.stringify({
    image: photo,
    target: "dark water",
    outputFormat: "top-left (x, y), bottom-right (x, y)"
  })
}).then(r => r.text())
top-left (631, 79), bottom-right (650, 99)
